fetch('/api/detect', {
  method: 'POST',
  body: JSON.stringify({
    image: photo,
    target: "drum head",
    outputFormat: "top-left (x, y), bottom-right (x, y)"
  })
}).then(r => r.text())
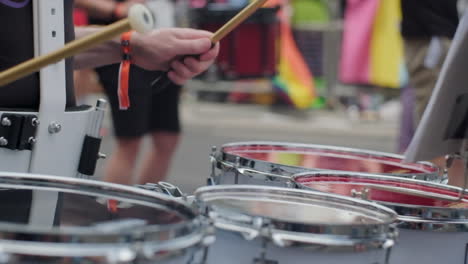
top-left (0, 173), bottom-right (202, 261)
top-left (196, 185), bottom-right (396, 227)
top-left (220, 142), bottom-right (438, 177)
top-left (294, 173), bottom-right (468, 208)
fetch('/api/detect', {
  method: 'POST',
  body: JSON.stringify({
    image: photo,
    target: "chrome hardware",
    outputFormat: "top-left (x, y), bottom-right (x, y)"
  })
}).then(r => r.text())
top-left (210, 145), bottom-right (218, 181)
top-left (351, 188), bottom-right (369, 200)
top-left (28, 137), bottom-right (36, 145)
top-left (48, 122), bottom-right (62, 134)
top-left (105, 248), bottom-right (137, 264)
top-left (444, 153), bottom-right (462, 175)
top-left (1, 118), bottom-right (11, 127)
top-left (31, 118), bottom-right (40, 127)
top-left (137, 181), bottom-right (184, 198)
top-left (98, 152), bottom-right (107, 159)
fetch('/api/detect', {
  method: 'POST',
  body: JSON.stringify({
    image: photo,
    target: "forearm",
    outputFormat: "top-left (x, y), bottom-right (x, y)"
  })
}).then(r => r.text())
top-left (73, 26), bottom-right (121, 69)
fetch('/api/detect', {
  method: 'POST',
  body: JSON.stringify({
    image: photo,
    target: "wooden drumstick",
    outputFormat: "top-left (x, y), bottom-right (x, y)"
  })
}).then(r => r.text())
top-left (0, 4), bottom-right (154, 87)
top-left (150, 0), bottom-right (270, 89)
top-left (211, 0), bottom-right (269, 43)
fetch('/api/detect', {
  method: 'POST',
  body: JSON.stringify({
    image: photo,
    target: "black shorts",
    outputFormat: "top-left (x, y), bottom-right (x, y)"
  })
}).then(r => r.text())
top-left (96, 64), bottom-right (181, 138)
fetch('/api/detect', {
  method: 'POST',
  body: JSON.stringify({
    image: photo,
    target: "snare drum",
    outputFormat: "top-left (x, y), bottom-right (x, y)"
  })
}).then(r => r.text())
top-left (211, 141), bottom-right (440, 186)
top-left (195, 185), bottom-right (397, 264)
top-left (294, 172), bottom-right (468, 264)
top-left (0, 172), bottom-right (212, 264)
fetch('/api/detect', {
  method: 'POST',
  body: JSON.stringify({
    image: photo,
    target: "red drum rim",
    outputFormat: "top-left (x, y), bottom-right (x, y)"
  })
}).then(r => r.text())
top-left (221, 142), bottom-right (439, 176)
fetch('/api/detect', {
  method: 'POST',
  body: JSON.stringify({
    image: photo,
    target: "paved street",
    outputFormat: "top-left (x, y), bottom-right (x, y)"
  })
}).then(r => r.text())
top-left (94, 94), bottom-right (400, 194)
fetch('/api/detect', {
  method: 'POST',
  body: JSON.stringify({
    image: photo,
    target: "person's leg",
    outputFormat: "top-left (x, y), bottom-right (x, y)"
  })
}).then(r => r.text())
top-left (95, 65), bottom-right (151, 185)
top-left (138, 131), bottom-right (180, 184)
top-left (137, 81), bottom-right (182, 184)
top-left (104, 137), bottom-right (142, 185)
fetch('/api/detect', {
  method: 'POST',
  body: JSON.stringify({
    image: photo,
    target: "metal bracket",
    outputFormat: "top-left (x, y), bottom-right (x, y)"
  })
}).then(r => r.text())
top-left (136, 182), bottom-right (184, 198)
top-left (0, 114), bottom-right (38, 151)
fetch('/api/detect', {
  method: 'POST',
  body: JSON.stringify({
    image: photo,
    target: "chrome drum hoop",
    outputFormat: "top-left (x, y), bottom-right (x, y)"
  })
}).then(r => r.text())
top-left (195, 185), bottom-right (398, 253)
top-left (213, 142), bottom-right (441, 183)
top-left (293, 171), bottom-right (468, 232)
top-left (0, 172), bottom-right (212, 262)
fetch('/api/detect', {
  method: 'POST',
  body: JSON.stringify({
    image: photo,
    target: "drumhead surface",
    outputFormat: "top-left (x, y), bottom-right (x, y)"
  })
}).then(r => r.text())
top-left (221, 142), bottom-right (438, 175)
top-left (295, 174), bottom-right (468, 208)
top-left (0, 173), bottom-right (196, 236)
top-left (196, 185), bottom-right (397, 226)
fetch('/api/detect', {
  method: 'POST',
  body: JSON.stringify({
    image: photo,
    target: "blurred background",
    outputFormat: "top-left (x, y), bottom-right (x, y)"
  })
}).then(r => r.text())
top-left (73, 0), bottom-right (466, 192)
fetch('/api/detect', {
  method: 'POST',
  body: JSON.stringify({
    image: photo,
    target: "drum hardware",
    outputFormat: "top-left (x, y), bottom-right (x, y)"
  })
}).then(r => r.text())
top-left (210, 146), bottom-right (218, 180)
top-left (208, 211), bottom-right (261, 241)
top-left (0, 173), bottom-right (211, 263)
top-left (136, 181), bottom-right (184, 198)
top-left (214, 158), bottom-right (291, 183)
top-left (351, 188), bottom-right (370, 200)
top-left (213, 142), bottom-right (442, 187)
top-left (196, 185), bottom-right (397, 264)
top-left (0, 118), bottom-right (11, 127)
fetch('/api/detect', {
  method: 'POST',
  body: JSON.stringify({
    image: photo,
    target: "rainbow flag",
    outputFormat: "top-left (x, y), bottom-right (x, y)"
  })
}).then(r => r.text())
top-left (266, 0), bottom-right (317, 109)
top-left (340, 0), bottom-right (405, 89)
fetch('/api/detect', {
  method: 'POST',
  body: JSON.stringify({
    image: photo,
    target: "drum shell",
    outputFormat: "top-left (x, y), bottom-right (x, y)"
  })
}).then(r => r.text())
top-left (293, 172), bottom-right (468, 264)
top-left (390, 229), bottom-right (468, 264)
top-left (206, 229), bottom-right (391, 264)
top-left (0, 173), bottom-right (210, 264)
top-left (211, 142), bottom-right (441, 187)
top-left (192, 7), bottom-right (279, 80)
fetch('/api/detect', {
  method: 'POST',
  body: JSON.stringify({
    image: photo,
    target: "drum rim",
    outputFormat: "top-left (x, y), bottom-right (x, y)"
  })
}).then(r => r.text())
top-left (0, 172), bottom-right (207, 255)
top-left (195, 184), bottom-right (397, 250)
top-left (217, 141), bottom-right (440, 180)
top-left (293, 171), bottom-right (468, 231)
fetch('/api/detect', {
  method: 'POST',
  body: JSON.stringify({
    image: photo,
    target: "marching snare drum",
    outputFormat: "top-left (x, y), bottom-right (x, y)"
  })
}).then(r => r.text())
top-left (195, 185), bottom-right (397, 264)
top-left (210, 141), bottom-right (440, 186)
top-left (294, 171), bottom-right (468, 264)
top-left (0, 172), bottom-right (212, 264)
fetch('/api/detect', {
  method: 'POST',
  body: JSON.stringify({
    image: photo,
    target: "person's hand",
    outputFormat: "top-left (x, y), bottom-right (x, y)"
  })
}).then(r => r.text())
top-left (131, 28), bottom-right (220, 85)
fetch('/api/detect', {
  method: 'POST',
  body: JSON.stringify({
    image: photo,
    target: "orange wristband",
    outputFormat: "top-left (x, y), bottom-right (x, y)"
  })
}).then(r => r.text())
top-left (117, 31), bottom-right (133, 110)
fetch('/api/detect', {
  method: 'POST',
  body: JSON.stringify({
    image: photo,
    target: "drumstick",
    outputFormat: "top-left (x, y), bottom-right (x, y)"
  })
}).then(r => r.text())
top-left (150, 0), bottom-right (270, 89)
top-left (0, 4), bottom-right (154, 87)
top-left (211, 0), bottom-right (270, 43)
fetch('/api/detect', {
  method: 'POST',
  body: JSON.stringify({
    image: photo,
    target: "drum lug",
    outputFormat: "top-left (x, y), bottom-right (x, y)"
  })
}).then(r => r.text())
top-left (351, 188), bottom-right (370, 200)
top-left (105, 248), bottom-right (137, 264)
top-left (209, 146), bottom-right (218, 177)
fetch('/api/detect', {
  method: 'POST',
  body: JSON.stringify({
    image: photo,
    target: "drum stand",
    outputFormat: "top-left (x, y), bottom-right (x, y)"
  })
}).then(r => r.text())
top-left (0, 0), bottom-right (106, 226)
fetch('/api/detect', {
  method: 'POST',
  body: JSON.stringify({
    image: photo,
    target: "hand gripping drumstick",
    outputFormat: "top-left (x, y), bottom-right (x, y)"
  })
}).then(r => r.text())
top-left (150, 0), bottom-right (269, 90)
top-left (0, 4), bottom-right (154, 87)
